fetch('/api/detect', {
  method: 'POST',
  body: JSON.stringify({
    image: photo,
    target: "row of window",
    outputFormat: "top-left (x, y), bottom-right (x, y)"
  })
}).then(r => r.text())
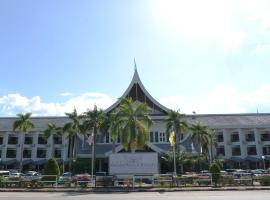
top-left (217, 131), bottom-right (270, 143)
top-left (216, 146), bottom-right (270, 156)
top-left (95, 131), bottom-right (171, 144)
top-left (0, 135), bottom-right (62, 145)
top-left (3, 148), bottom-right (62, 159)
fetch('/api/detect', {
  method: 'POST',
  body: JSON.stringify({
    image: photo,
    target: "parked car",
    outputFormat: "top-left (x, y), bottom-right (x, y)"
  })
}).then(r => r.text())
top-left (23, 171), bottom-right (42, 181)
top-left (0, 171), bottom-right (10, 176)
top-left (71, 173), bottom-right (93, 182)
top-left (58, 172), bottom-right (72, 184)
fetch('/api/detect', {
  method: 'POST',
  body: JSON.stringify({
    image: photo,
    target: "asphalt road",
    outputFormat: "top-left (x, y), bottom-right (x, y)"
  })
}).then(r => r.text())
top-left (0, 191), bottom-right (270, 200)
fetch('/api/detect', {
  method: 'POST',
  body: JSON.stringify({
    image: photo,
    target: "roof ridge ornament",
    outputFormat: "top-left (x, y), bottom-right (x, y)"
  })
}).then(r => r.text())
top-left (134, 58), bottom-right (137, 71)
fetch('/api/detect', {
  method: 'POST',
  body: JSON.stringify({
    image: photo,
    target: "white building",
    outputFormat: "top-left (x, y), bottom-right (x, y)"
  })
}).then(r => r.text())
top-left (1, 68), bottom-right (270, 171)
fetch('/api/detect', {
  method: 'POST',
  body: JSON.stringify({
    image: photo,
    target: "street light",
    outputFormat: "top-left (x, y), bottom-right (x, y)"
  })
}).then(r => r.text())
top-left (262, 155), bottom-right (266, 170)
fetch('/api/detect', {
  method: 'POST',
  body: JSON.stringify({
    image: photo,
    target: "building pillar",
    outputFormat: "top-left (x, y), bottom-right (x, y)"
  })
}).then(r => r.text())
top-left (239, 129), bottom-right (247, 158)
top-left (32, 132), bottom-right (38, 160)
top-left (254, 128), bottom-right (262, 157)
top-left (16, 132), bottom-right (23, 161)
top-left (223, 129), bottom-right (231, 159)
top-left (1, 132), bottom-right (9, 161)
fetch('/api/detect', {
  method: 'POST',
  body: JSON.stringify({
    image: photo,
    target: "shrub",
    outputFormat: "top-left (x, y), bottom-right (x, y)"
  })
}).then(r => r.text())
top-left (209, 162), bottom-right (221, 186)
top-left (43, 157), bottom-right (60, 181)
top-left (259, 176), bottom-right (270, 186)
top-left (220, 175), bottom-right (234, 186)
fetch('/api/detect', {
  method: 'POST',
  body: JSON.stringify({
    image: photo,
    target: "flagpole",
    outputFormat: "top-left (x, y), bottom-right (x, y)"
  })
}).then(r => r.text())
top-left (91, 128), bottom-right (94, 180)
top-left (173, 141), bottom-right (176, 176)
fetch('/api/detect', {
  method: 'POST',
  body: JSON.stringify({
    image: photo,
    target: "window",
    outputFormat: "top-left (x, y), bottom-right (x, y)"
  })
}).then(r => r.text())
top-left (261, 132), bottom-right (270, 141)
top-left (232, 146), bottom-right (241, 156)
top-left (231, 132), bottom-right (239, 142)
top-left (6, 149), bottom-right (16, 158)
top-left (54, 136), bottom-right (62, 144)
top-left (159, 132), bottom-right (166, 143)
top-left (8, 136), bottom-right (18, 145)
top-left (263, 146), bottom-right (270, 155)
top-left (217, 134), bottom-right (224, 142)
top-left (246, 132), bottom-right (255, 142)
top-left (247, 146), bottom-right (257, 155)
top-left (0, 136), bottom-right (3, 145)
top-left (105, 134), bottom-right (110, 143)
top-left (54, 149), bottom-right (61, 158)
top-left (38, 136), bottom-right (47, 144)
top-left (150, 132), bottom-right (154, 143)
top-left (24, 136), bottom-right (32, 144)
top-left (37, 149), bottom-right (46, 158)
top-left (23, 149), bottom-right (31, 158)
top-left (155, 132), bottom-right (159, 143)
top-left (216, 146), bottom-right (225, 156)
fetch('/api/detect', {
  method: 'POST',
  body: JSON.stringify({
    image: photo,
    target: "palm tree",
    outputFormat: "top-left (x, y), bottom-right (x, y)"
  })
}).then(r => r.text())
top-left (101, 112), bottom-right (121, 153)
top-left (63, 108), bottom-right (82, 171)
top-left (116, 97), bottom-right (153, 151)
top-left (190, 122), bottom-right (209, 171)
top-left (207, 128), bottom-right (217, 163)
top-left (165, 109), bottom-right (188, 151)
top-left (81, 105), bottom-right (107, 175)
top-left (43, 123), bottom-right (62, 158)
top-left (13, 112), bottom-right (35, 172)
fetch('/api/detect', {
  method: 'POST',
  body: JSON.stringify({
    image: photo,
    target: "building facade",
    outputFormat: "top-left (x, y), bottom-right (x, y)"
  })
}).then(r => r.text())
top-left (1, 68), bottom-right (270, 171)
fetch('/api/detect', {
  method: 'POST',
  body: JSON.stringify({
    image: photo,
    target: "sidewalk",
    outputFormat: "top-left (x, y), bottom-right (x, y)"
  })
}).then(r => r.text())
top-left (1, 186), bottom-right (270, 192)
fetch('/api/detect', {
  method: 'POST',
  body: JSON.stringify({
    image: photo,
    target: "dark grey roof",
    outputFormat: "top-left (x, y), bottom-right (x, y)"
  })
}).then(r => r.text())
top-left (0, 116), bottom-right (70, 131)
top-left (185, 113), bottom-right (270, 129)
top-left (1, 113), bottom-right (270, 132)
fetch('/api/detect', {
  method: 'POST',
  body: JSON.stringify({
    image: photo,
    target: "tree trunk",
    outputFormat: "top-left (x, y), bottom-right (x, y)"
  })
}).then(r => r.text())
top-left (210, 139), bottom-right (213, 163)
top-left (92, 127), bottom-right (97, 174)
top-left (19, 133), bottom-right (25, 172)
top-left (69, 136), bottom-right (74, 171)
top-left (51, 136), bottom-right (55, 158)
top-left (112, 140), bottom-right (116, 153)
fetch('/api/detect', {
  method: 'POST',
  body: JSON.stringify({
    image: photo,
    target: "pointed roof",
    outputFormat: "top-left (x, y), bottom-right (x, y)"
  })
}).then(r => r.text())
top-left (105, 64), bottom-right (169, 115)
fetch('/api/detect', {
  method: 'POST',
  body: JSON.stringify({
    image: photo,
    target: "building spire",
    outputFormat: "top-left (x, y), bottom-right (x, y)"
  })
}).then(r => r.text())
top-left (134, 58), bottom-right (137, 72)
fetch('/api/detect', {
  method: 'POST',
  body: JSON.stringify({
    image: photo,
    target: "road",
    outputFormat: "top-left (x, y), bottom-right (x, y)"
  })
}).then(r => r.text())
top-left (0, 191), bottom-right (270, 200)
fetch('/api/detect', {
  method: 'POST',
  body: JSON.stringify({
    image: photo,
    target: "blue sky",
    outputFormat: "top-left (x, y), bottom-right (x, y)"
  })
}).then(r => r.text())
top-left (1, 0), bottom-right (270, 116)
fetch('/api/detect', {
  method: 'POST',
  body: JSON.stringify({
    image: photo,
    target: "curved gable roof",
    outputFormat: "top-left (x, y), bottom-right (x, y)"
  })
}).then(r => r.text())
top-left (105, 66), bottom-right (169, 115)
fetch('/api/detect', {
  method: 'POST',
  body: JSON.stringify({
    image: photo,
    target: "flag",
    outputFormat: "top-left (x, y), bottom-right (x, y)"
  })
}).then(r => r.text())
top-left (86, 133), bottom-right (93, 145)
top-left (169, 131), bottom-right (175, 146)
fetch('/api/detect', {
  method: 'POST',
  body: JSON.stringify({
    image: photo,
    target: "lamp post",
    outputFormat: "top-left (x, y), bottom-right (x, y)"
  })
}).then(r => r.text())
top-left (262, 155), bottom-right (266, 170)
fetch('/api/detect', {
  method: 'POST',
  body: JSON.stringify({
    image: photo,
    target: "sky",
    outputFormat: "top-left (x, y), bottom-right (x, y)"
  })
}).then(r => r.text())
top-left (1, 0), bottom-right (270, 116)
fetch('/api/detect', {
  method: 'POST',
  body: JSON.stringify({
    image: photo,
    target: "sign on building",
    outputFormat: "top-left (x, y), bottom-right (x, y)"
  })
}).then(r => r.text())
top-left (109, 153), bottom-right (159, 175)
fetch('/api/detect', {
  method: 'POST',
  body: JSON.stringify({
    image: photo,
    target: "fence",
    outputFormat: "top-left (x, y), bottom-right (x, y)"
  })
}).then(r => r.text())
top-left (1, 173), bottom-right (270, 188)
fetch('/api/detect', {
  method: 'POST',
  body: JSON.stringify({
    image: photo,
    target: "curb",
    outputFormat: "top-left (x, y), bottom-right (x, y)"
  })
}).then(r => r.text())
top-left (0, 187), bottom-right (270, 193)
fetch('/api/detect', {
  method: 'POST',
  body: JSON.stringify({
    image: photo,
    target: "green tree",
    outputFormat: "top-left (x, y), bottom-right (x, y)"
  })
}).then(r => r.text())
top-left (43, 157), bottom-right (60, 181)
top-left (209, 162), bottom-right (221, 186)
top-left (165, 109), bottom-right (188, 151)
top-left (81, 105), bottom-right (108, 174)
top-left (116, 97), bottom-right (153, 151)
top-left (162, 148), bottom-right (187, 173)
top-left (190, 123), bottom-right (210, 171)
top-left (13, 112), bottom-right (35, 172)
top-left (43, 123), bottom-right (62, 157)
top-left (63, 108), bottom-right (82, 171)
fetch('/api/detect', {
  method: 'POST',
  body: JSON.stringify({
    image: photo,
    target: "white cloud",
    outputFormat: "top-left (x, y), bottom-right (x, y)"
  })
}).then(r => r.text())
top-left (254, 43), bottom-right (270, 54)
top-left (0, 93), bottom-right (115, 116)
top-left (160, 83), bottom-right (270, 114)
top-left (2, 83), bottom-right (270, 117)
top-left (59, 92), bottom-right (73, 97)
